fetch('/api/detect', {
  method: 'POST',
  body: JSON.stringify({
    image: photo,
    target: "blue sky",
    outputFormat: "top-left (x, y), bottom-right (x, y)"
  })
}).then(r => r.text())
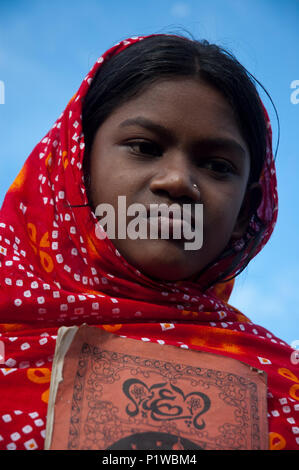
top-left (0, 0), bottom-right (298, 345)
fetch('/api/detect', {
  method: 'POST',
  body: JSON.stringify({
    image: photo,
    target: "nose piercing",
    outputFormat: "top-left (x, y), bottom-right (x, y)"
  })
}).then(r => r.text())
top-left (193, 183), bottom-right (199, 191)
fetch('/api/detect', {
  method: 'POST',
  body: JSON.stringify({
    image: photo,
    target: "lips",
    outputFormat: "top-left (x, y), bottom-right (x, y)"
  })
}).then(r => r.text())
top-left (148, 216), bottom-right (193, 239)
top-left (144, 204), bottom-right (195, 240)
top-left (145, 205), bottom-right (195, 228)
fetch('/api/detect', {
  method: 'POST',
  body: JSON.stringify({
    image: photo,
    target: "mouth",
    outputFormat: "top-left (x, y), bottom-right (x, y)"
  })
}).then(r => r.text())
top-left (144, 205), bottom-right (196, 240)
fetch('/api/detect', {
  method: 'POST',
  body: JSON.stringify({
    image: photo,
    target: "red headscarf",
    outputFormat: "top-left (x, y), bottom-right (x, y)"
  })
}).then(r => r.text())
top-left (0, 36), bottom-right (298, 450)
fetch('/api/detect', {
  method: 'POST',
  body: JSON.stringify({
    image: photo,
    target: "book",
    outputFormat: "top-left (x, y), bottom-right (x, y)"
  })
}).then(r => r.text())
top-left (44, 324), bottom-right (268, 450)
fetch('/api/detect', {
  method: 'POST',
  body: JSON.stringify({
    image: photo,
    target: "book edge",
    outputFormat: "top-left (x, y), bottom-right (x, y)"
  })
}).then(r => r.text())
top-left (44, 325), bottom-right (80, 450)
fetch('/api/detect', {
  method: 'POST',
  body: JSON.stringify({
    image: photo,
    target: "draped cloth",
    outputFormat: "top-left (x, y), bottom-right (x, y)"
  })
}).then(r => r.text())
top-left (0, 35), bottom-right (298, 450)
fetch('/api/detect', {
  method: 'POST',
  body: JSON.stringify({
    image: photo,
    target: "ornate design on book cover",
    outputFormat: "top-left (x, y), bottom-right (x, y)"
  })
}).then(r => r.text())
top-left (67, 343), bottom-right (262, 450)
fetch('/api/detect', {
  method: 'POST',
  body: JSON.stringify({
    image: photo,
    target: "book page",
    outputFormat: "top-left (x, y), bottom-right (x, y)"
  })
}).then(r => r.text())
top-left (45, 325), bottom-right (268, 450)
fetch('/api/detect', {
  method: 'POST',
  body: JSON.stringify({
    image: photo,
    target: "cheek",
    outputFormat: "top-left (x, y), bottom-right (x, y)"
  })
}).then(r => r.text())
top-left (90, 169), bottom-right (106, 208)
top-left (89, 145), bottom-right (143, 208)
top-left (90, 156), bottom-right (119, 207)
top-left (203, 188), bottom-right (244, 243)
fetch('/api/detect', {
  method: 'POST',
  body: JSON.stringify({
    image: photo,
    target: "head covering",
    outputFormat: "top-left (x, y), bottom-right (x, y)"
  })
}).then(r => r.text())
top-left (0, 36), bottom-right (297, 451)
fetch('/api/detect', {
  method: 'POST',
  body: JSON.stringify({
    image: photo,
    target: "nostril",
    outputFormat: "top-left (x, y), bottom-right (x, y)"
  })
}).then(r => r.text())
top-left (150, 169), bottom-right (201, 200)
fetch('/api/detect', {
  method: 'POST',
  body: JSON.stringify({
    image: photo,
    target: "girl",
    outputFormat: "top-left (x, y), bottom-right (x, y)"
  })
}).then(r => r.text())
top-left (0, 34), bottom-right (298, 450)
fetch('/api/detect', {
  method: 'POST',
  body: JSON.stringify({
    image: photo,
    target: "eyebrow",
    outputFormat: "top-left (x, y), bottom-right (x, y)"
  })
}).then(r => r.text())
top-left (119, 116), bottom-right (247, 158)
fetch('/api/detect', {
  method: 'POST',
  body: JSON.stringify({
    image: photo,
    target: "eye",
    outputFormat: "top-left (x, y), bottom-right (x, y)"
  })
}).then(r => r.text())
top-left (127, 140), bottom-right (163, 158)
top-left (201, 158), bottom-right (236, 175)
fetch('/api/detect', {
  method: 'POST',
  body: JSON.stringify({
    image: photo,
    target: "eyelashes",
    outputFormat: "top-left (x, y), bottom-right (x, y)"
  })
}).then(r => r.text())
top-left (201, 159), bottom-right (236, 175)
top-left (126, 140), bottom-right (163, 158)
top-left (125, 139), bottom-right (237, 176)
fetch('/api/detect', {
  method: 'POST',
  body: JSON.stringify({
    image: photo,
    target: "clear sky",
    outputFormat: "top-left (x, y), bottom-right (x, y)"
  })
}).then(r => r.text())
top-left (0, 0), bottom-right (298, 345)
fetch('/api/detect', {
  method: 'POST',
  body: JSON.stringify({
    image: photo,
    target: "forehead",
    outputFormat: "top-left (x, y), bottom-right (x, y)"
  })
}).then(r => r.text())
top-left (101, 78), bottom-right (248, 149)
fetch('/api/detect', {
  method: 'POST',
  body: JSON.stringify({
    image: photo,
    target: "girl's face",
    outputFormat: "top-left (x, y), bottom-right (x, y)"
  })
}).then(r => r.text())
top-left (89, 78), bottom-right (255, 281)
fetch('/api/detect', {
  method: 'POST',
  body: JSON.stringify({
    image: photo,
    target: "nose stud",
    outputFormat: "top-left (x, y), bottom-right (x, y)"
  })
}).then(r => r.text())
top-left (192, 183), bottom-right (200, 200)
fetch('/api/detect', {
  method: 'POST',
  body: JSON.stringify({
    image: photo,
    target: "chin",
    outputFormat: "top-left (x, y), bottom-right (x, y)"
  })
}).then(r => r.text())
top-left (124, 238), bottom-right (202, 282)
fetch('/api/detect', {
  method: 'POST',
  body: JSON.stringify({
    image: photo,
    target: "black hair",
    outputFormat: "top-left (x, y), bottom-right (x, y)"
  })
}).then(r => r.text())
top-left (81, 34), bottom-right (279, 288)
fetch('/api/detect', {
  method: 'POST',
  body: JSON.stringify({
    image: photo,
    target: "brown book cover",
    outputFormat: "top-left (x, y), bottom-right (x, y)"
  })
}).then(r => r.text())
top-left (44, 324), bottom-right (268, 450)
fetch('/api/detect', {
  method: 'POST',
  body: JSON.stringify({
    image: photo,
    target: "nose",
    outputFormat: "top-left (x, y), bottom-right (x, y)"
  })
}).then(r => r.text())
top-left (149, 151), bottom-right (200, 202)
